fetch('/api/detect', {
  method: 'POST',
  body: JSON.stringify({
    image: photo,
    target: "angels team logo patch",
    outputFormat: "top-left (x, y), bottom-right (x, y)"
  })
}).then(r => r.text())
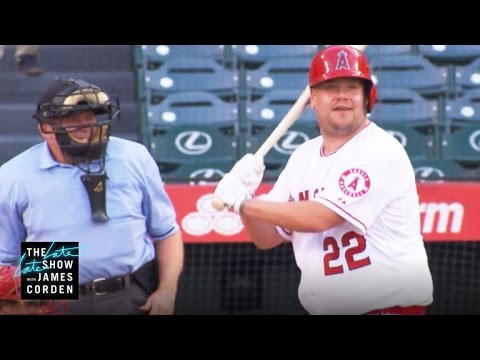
top-left (339, 168), bottom-right (370, 197)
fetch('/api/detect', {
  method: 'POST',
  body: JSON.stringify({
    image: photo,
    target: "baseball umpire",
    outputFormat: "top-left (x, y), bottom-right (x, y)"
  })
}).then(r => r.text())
top-left (0, 78), bottom-right (183, 315)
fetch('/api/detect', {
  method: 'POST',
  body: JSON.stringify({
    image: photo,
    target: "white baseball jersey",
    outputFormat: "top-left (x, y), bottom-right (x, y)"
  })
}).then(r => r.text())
top-left (265, 122), bottom-right (433, 315)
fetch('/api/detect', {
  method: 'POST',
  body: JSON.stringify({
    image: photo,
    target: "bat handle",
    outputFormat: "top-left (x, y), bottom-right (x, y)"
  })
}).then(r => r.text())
top-left (211, 195), bottom-right (226, 211)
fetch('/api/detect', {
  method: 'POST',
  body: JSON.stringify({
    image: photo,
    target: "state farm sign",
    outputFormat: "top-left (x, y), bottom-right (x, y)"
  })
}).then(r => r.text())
top-left (419, 202), bottom-right (463, 234)
top-left (166, 182), bottom-right (480, 243)
top-left (416, 182), bottom-right (480, 241)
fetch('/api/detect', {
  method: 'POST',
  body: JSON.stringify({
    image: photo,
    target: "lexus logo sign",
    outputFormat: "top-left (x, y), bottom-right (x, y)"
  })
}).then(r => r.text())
top-left (273, 131), bottom-right (310, 155)
top-left (469, 129), bottom-right (480, 152)
top-left (175, 131), bottom-right (212, 155)
top-left (386, 130), bottom-right (407, 147)
top-left (189, 169), bottom-right (225, 186)
top-left (415, 166), bottom-right (444, 178)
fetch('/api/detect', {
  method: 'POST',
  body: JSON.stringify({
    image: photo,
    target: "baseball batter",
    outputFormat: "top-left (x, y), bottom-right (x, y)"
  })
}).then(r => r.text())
top-left (214, 45), bottom-right (433, 315)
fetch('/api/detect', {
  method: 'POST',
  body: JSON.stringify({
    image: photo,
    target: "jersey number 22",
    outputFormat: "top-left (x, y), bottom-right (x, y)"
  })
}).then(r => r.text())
top-left (323, 231), bottom-right (371, 276)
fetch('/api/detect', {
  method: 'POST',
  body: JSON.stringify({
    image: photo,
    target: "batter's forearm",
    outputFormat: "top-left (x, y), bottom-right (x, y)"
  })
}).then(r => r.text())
top-left (242, 199), bottom-right (344, 233)
top-left (241, 213), bottom-right (284, 250)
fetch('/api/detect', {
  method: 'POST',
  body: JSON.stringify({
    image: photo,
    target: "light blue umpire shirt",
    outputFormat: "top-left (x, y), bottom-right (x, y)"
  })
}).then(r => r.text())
top-left (0, 136), bottom-right (179, 284)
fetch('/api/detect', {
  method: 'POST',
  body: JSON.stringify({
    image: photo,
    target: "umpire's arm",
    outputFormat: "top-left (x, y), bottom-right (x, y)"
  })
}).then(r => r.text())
top-left (154, 230), bottom-right (183, 294)
top-left (139, 145), bottom-right (184, 313)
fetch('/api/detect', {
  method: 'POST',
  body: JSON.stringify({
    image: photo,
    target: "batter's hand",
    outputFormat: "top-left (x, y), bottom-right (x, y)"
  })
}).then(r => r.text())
top-left (214, 173), bottom-right (251, 213)
top-left (230, 154), bottom-right (265, 194)
top-left (140, 288), bottom-right (175, 315)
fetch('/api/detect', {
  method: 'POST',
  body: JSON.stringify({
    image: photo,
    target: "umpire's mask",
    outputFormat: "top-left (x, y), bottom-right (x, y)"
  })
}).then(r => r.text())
top-left (33, 78), bottom-right (121, 223)
top-left (33, 78), bottom-right (120, 174)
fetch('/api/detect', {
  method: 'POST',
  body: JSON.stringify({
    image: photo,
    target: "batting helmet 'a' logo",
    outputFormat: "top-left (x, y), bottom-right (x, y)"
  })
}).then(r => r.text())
top-left (273, 131), bottom-right (310, 155)
top-left (175, 131), bottom-right (212, 155)
top-left (336, 50), bottom-right (350, 70)
top-left (339, 169), bottom-right (371, 198)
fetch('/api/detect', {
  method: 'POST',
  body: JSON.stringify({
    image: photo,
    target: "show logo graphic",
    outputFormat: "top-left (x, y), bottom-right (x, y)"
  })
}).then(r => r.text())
top-left (16, 242), bottom-right (79, 300)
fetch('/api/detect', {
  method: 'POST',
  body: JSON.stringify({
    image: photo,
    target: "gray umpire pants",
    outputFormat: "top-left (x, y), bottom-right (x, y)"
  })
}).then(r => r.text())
top-left (60, 279), bottom-right (150, 315)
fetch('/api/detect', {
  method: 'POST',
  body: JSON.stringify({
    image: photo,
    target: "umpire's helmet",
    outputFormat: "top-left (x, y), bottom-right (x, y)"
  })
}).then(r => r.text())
top-left (309, 45), bottom-right (377, 112)
top-left (33, 78), bottom-right (120, 173)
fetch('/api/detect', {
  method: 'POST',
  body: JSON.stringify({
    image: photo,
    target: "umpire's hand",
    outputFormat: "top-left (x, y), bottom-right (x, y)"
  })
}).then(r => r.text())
top-left (140, 288), bottom-right (176, 315)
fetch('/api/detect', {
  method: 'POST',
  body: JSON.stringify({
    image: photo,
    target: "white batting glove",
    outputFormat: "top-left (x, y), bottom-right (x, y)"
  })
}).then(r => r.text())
top-left (214, 173), bottom-right (253, 213)
top-left (230, 154), bottom-right (265, 194)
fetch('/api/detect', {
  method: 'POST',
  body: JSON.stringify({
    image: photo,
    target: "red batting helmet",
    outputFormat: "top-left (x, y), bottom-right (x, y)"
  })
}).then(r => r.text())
top-left (309, 45), bottom-right (377, 112)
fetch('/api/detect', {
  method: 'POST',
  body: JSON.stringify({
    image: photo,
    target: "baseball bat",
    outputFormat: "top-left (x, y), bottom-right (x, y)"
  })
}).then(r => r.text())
top-left (211, 84), bottom-right (311, 211)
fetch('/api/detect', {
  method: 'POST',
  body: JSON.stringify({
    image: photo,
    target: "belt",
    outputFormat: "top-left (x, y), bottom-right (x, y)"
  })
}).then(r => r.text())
top-left (366, 305), bottom-right (425, 315)
top-left (79, 274), bottom-right (132, 296)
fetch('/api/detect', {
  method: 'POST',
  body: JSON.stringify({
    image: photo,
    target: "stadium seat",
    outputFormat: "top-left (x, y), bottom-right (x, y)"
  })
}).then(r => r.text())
top-left (455, 58), bottom-right (480, 92)
top-left (150, 122), bottom-right (238, 182)
top-left (411, 158), bottom-right (469, 180)
top-left (381, 123), bottom-right (436, 159)
top-left (147, 91), bottom-right (237, 126)
top-left (141, 45), bottom-right (227, 70)
top-left (142, 45), bottom-right (226, 61)
top-left (144, 58), bottom-right (238, 101)
top-left (233, 45), bottom-right (318, 68)
top-left (419, 45), bottom-right (480, 65)
top-left (370, 88), bottom-right (437, 126)
top-left (247, 57), bottom-right (311, 97)
top-left (364, 45), bottom-right (412, 59)
top-left (248, 89), bottom-right (315, 123)
top-left (445, 88), bottom-right (480, 125)
top-left (147, 89), bottom-right (239, 183)
top-left (369, 54), bottom-right (448, 99)
top-left (0, 135), bottom-right (42, 166)
top-left (441, 124), bottom-right (480, 164)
